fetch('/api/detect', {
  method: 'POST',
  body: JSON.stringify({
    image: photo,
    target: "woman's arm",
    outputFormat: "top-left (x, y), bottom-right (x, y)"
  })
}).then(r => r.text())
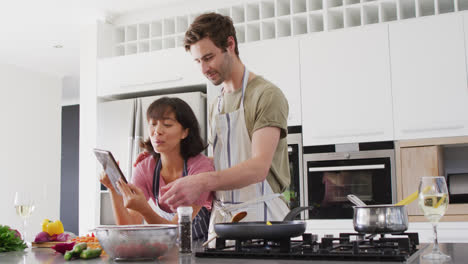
top-left (139, 204), bottom-right (204, 224)
top-left (99, 172), bottom-right (143, 225)
top-left (108, 187), bottom-right (144, 225)
top-left (117, 179), bottom-right (204, 224)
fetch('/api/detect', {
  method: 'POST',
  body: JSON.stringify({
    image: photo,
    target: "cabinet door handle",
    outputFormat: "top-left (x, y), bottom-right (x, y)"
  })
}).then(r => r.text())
top-left (312, 131), bottom-right (384, 139)
top-left (308, 164), bottom-right (385, 172)
top-left (402, 125), bottom-right (464, 134)
top-left (120, 76), bottom-right (183, 88)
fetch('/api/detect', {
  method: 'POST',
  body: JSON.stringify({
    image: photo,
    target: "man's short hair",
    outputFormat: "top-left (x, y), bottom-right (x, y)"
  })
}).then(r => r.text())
top-left (184, 12), bottom-right (239, 56)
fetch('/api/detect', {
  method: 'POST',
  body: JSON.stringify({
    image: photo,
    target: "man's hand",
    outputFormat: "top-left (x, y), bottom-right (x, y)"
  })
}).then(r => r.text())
top-left (160, 172), bottom-right (209, 210)
top-left (133, 151), bottom-right (150, 167)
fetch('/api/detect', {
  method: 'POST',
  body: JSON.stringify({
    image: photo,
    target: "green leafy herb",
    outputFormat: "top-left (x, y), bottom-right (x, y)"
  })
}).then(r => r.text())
top-left (0, 225), bottom-right (27, 252)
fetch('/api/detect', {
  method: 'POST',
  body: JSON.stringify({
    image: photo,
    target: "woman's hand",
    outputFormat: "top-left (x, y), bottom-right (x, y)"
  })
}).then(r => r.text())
top-left (116, 178), bottom-right (150, 214)
top-left (99, 171), bottom-right (115, 191)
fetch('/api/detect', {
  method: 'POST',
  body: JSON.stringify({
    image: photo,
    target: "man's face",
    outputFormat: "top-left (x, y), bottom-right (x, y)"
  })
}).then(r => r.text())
top-left (190, 37), bottom-right (233, 86)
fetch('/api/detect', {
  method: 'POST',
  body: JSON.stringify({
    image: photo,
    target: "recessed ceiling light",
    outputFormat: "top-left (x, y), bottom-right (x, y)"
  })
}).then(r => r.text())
top-left (53, 45), bottom-right (63, 49)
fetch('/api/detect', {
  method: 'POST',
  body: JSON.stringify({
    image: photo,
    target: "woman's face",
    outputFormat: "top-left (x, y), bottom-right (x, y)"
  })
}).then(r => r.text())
top-left (148, 111), bottom-right (188, 155)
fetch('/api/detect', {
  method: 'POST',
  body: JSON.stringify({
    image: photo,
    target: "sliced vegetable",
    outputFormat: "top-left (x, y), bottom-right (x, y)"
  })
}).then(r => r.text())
top-left (51, 242), bottom-right (75, 254)
top-left (56, 233), bottom-right (71, 242)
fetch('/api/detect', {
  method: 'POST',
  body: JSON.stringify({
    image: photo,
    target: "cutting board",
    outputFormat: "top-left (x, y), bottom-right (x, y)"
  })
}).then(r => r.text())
top-left (31, 241), bottom-right (70, 248)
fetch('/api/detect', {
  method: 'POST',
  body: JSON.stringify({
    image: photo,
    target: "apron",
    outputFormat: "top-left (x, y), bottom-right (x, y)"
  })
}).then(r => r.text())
top-left (207, 68), bottom-right (290, 247)
top-left (147, 158), bottom-right (210, 241)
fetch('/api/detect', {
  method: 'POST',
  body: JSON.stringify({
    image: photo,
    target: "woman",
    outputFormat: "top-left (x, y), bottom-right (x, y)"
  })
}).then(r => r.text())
top-left (100, 97), bottom-right (213, 240)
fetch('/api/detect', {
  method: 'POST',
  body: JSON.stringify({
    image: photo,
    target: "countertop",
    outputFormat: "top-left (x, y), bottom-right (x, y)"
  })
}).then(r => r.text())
top-left (1, 243), bottom-right (466, 264)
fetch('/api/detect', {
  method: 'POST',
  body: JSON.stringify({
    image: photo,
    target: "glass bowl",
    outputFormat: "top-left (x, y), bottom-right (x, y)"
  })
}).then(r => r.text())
top-left (93, 224), bottom-right (177, 260)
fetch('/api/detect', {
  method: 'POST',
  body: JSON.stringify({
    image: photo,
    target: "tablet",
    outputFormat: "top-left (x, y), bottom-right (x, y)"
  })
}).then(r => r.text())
top-left (93, 148), bottom-right (128, 195)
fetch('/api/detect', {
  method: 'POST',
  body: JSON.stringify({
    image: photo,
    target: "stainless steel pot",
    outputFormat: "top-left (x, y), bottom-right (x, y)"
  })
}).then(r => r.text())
top-left (353, 204), bottom-right (408, 234)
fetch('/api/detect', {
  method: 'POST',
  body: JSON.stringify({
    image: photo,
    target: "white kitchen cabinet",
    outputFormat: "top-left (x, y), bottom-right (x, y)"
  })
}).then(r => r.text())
top-left (390, 13), bottom-right (468, 140)
top-left (97, 47), bottom-right (204, 97)
top-left (239, 38), bottom-right (302, 126)
top-left (300, 24), bottom-right (394, 146)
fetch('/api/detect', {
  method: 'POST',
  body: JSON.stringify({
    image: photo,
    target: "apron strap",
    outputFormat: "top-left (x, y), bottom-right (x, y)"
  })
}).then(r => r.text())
top-left (215, 67), bottom-right (249, 115)
top-left (152, 157), bottom-right (188, 202)
top-left (213, 66), bottom-right (249, 172)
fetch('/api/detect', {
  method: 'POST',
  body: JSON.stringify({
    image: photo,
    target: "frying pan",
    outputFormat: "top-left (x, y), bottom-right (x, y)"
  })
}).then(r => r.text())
top-left (214, 206), bottom-right (314, 240)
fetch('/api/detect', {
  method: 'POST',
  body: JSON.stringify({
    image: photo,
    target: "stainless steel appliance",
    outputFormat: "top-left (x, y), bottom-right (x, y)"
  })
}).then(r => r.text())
top-left (303, 141), bottom-right (396, 219)
top-left (196, 232), bottom-right (421, 262)
top-left (283, 126), bottom-right (305, 219)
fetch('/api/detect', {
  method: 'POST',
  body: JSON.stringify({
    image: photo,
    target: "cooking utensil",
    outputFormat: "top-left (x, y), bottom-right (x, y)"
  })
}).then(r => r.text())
top-left (202, 211), bottom-right (247, 247)
top-left (230, 211), bottom-right (247, 222)
top-left (93, 224), bottom-right (177, 260)
top-left (353, 204), bottom-right (408, 234)
top-left (395, 190), bottom-right (419, 206)
top-left (213, 206), bottom-right (313, 240)
top-left (395, 186), bottom-right (432, 206)
top-left (347, 194), bottom-right (367, 206)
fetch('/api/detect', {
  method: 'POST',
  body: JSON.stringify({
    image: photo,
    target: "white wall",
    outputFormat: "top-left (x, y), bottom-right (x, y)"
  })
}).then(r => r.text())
top-left (62, 76), bottom-right (80, 106)
top-left (0, 63), bottom-right (61, 241)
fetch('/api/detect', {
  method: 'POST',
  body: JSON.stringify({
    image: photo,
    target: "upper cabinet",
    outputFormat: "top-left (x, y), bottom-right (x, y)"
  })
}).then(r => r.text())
top-left (239, 38), bottom-right (302, 126)
top-left (390, 14), bottom-right (468, 140)
top-left (97, 47), bottom-right (204, 97)
top-left (300, 24), bottom-right (394, 146)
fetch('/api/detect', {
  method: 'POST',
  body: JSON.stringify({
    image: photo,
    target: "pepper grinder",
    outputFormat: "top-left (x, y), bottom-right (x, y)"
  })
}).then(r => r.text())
top-left (177, 206), bottom-right (192, 253)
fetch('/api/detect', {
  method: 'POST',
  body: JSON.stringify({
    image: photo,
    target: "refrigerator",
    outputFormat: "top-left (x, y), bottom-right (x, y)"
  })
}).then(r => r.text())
top-left (96, 92), bottom-right (206, 225)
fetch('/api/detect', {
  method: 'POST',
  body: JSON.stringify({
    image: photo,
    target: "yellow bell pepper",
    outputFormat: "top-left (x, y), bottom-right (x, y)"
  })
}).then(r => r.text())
top-left (42, 219), bottom-right (64, 236)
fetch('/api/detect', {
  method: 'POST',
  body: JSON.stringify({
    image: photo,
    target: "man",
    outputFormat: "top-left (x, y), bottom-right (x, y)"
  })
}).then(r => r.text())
top-left (160, 12), bottom-right (290, 238)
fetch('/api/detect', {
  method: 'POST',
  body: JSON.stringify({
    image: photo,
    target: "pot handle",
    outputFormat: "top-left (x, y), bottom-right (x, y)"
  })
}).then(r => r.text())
top-left (283, 206), bottom-right (316, 221)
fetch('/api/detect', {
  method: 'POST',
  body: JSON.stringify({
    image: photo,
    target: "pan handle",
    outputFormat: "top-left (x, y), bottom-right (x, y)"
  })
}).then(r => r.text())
top-left (283, 206), bottom-right (316, 221)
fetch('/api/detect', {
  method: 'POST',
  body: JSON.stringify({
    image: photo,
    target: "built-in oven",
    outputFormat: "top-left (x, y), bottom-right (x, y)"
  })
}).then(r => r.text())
top-left (283, 126), bottom-right (305, 219)
top-left (303, 141), bottom-right (396, 219)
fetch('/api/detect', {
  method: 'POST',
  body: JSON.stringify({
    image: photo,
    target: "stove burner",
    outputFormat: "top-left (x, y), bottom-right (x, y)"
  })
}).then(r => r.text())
top-left (196, 232), bottom-right (420, 262)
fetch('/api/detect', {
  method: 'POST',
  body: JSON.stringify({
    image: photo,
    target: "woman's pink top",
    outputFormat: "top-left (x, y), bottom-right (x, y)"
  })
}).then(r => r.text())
top-left (131, 153), bottom-right (214, 213)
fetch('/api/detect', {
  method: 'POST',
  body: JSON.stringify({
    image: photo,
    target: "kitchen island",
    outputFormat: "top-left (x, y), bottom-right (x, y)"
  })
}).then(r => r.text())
top-left (0, 243), bottom-right (466, 264)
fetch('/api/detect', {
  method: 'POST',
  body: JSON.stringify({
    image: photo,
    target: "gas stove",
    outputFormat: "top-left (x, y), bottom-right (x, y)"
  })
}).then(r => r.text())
top-left (196, 233), bottom-right (421, 262)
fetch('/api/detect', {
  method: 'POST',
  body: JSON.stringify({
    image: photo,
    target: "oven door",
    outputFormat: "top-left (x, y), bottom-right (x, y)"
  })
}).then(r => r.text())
top-left (284, 129), bottom-right (305, 219)
top-left (303, 150), bottom-right (395, 219)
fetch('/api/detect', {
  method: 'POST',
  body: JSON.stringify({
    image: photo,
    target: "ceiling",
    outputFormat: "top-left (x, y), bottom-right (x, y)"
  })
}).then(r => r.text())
top-left (0, 0), bottom-right (184, 79)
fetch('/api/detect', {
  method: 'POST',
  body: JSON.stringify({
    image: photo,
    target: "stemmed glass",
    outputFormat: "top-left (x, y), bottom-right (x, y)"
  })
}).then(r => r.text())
top-left (13, 191), bottom-right (35, 245)
top-left (418, 176), bottom-right (450, 260)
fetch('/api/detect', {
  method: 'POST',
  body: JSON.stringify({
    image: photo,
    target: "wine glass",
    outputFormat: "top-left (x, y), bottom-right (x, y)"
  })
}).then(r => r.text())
top-left (14, 191), bottom-right (35, 244)
top-left (418, 176), bottom-right (450, 260)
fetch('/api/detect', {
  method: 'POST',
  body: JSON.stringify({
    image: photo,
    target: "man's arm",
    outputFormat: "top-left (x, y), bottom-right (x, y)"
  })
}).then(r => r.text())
top-left (160, 126), bottom-right (280, 209)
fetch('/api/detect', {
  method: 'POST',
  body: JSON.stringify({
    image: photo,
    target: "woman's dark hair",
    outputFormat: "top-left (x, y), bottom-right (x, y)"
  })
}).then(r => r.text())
top-left (140, 97), bottom-right (207, 160)
top-left (184, 12), bottom-right (239, 56)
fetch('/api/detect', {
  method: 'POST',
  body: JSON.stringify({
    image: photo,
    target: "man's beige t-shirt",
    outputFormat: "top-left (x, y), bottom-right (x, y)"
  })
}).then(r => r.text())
top-left (208, 75), bottom-right (290, 194)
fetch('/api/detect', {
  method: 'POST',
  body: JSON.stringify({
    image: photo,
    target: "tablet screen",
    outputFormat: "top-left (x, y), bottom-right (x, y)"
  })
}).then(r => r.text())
top-left (93, 148), bottom-right (128, 195)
